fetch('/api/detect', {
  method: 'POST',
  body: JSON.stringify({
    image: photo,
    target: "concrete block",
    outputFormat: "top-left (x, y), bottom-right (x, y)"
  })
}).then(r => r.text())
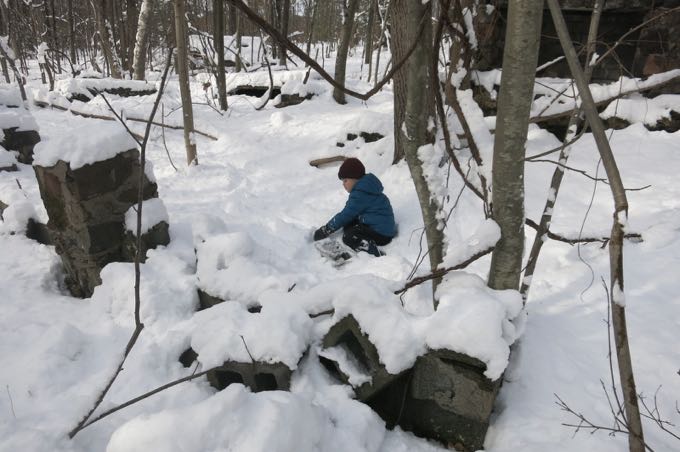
top-left (320, 315), bottom-right (403, 401)
top-left (207, 360), bottom-right (292, 393)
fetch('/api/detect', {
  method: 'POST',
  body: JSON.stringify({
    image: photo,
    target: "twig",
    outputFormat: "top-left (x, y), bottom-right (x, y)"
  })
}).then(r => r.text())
top-left (255, 32), bottom-right (274, 111)
top-left (240, 335), bottom-right (256, 363)
top-left (75, 366), bottom-right (210, 432)
top-left (395, 245), bottom-right (495, 295)
top-left (68, 49), bottom-right (174, 440)
top-left (160, 104), bottom-right (179, 172)
top-left (524, 218), bottom-right (642, 245)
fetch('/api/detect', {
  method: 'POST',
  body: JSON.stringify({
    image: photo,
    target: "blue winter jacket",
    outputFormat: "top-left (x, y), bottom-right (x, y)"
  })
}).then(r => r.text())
top-left (325, 173), bottom-right (397, 237)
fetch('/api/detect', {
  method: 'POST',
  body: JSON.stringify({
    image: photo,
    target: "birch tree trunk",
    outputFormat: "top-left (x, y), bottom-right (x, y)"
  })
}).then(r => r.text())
top-left (546, 1), bottom-right (644, 450)
top-left (174, 0), bottom-right (198, 165)
top-left (332, 0), bottom-right (359, 104)
top-left (132, 0), bottom-right (153, 80)
top-left (487, 0), bottom-right (543, 291)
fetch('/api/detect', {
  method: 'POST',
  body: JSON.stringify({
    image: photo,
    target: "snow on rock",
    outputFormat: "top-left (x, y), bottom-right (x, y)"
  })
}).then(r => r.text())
top-left (280, 78), bottom-right (327, 97)
top-left (195, 232), bottom-right (298, 304)
top-left (124, 198), bottom-right (169, 235)
top-left (338, 110), bottom-right (391, 139)
top-left (430, 273), bottom-right (523, 379)
top-left (0, 85), bottom-right (23, 107)
top-left (32, 120), bottom-right (137, 169)
top-left (0, 200), bottom-right (39, 234)
top-left (184, 299), bottom-right (312, 369)
top-left (55, 77), bottom-right (157, 100)
top-left (0, 147), bottom-right (17, 167)
top-left (0, 105), bottom-right (38, 132)
top-left (600, 94), bottom-right (680, 126)
top-left (328, 271), bottom-right (521, 381)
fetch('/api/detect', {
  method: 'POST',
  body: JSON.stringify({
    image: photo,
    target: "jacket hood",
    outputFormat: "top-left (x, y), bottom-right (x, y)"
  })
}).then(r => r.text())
top-left (353, 173), bottom-right (383, 195)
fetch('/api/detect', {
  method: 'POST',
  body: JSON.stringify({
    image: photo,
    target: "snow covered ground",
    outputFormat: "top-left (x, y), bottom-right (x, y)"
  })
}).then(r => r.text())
top-left (1, 50), bottom-right (679, 452)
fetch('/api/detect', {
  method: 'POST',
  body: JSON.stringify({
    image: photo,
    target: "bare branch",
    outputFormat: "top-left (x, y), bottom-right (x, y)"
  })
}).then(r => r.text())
top-left (394, 245), bottom-right (495, 296)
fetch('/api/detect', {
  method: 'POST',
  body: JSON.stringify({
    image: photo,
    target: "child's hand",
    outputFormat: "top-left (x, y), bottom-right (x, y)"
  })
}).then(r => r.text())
top-left (313, 226), bottom-right (332, 241)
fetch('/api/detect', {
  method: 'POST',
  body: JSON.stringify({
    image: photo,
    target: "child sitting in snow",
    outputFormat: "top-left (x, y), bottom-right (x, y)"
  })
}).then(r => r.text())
top-left (313, 158), bottom-right (396, 256)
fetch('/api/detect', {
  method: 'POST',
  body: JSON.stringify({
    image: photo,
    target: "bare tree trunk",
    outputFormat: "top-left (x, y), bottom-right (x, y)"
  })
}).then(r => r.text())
top-left (127, 0), bottom-right (139, 73)
top-left (94, 0), bottom-right (123, 78)
top-left (278, 0), bottom-right (290, 66)
top-left (395, 0), bottom-right (443, 302)
top-left (305, 0), bottom-right (318, 65)
top-left (132, 0), bottom-right (153, 80)
top-left (521, 0), bottom-right (604, 303)
top-left (0, 3), bottom-right (10, 83)
top-left (332, 0), bottom-right (359, 103)
top-left (214, 0), bottom-right (228, 108)
top-left (390, 0), bottom-right (407, 162)
top-left (488, 0), bottom-right (543, 292)
top-left (68, 0), bottom-right (77, 66)
top-left (364, 0), bottom-right (376, 66)
top-left (174, 0), bottom-right (198, 165)
top-left (546, 1), bottom-right (644, 450)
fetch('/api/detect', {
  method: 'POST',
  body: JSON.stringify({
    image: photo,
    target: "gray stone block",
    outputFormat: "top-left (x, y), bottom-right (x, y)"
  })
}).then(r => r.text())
top-left (320, 315), bottom-right (403, 401)
top-left (33, 149), bottom-right (166, 298)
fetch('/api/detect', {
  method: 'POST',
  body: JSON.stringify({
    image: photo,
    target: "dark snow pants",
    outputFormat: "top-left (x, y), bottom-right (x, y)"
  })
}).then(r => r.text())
top-left (342, 220), bottom-right (392, 257)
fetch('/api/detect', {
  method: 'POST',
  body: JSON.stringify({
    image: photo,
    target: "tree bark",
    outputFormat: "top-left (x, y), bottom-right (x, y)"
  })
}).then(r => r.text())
top-left (390, 0), bottom-right (407, 162)
top-left (546, 2), bottom-right (644, 450)
top-left (132, 0), bottom-right (154, 80)
top-left (488, 0), bottom-right (543, 292)
top-left (364, 0), bottom-right (376, 66)
top-left (94, 0), bottom-right (123, 78)
top-left (332, 0), bottom-right (359, 104)
top-left (127, 0), bottom-right (139, 73)
top-left (278, 0), bottom-right (290, 66)
top-left (174, 0), bottom-right (198, 165)
top-left (397, 0), bottom-right (443, 302)
top-left (214, 0), bottom-right (228, 109)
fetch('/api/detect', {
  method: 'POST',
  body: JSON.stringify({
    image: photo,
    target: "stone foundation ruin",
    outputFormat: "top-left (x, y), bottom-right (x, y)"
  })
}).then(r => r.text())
top-left (33, 148), bottom-right (169, 298)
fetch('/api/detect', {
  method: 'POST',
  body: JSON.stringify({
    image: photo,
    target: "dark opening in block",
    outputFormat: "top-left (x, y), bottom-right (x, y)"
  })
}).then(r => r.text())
top-left (254, 373), bottom-right (278, 391)
top-left (213, 370), bottom-right (245, 390)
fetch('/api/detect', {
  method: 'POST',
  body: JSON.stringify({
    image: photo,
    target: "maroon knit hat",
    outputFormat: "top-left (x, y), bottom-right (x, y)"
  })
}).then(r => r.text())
top-left (338, 158), bottom-right (366, 180)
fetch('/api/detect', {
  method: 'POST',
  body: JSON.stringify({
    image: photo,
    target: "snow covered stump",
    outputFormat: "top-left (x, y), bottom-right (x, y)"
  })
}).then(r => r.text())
top-left (32, 123), bottom-right (169, 297)
top-left (320, 315), bottom-right (404, 401)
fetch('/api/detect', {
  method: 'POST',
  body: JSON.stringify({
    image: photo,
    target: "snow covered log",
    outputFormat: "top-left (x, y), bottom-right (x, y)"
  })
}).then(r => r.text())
top-left (32, 123), bottom-right (169, 297)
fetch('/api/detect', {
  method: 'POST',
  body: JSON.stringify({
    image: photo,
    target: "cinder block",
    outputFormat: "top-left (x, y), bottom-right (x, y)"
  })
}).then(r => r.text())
top-left (207, 360), bottom-right (292, 393)
top-left (367, 349), bottom-right (500, 451)
top-left (320, 315), bottom-right (403, 401)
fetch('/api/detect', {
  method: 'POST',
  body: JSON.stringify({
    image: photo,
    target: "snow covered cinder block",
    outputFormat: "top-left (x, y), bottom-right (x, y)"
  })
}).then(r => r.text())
top-left (319, 315), bottom-right (406, 401)
top-left (32, 122), bottom-right (169, 297)
top-left (186, 300), bottom-right (312, 393)
top-left (382, 350), bottom-right (500, 451)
